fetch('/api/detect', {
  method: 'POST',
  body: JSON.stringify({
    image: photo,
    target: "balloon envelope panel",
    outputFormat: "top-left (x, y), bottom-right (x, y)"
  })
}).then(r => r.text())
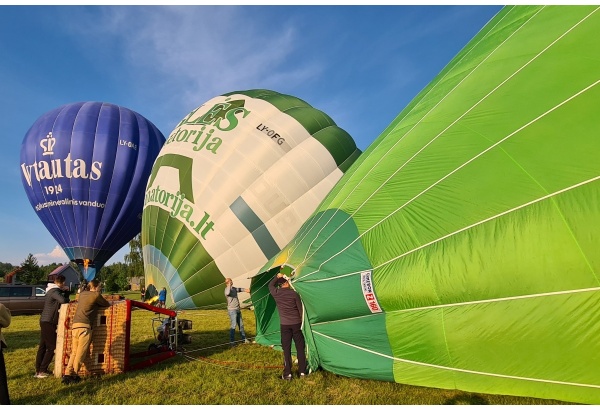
top-left (142, 89), bottom-right (361, 309)
top-left (251, 6), bottom-right (600, 404)
top-left (20, 102), bottom-right (165, 280)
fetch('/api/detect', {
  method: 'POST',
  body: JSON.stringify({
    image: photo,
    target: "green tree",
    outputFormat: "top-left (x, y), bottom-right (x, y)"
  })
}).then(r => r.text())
top-left (19, 253), bottom-right (43, 284)
top-left (124, 233), bottom-right (143, 279)
top-left (103, 262), bottom-right (130, 293)
top-left (40, 262), bottom-right (62, 278)
top-left (0, 262), bottom-right (16, 279)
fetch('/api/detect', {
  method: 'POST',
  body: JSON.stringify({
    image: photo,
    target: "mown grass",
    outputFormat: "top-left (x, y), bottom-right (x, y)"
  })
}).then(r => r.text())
top-left (3, 291), bottom-right (569, 405)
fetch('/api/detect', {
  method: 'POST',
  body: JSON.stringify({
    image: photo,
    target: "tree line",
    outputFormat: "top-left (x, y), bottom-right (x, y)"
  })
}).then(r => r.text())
top-left (0, 234), bottom-right (144, 293)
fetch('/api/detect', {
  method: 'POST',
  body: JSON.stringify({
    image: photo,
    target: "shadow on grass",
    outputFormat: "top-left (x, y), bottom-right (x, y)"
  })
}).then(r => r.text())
top-left (444, 393), bottom-right (489, 405)
top-left (11, 328), bottom-right (262, 405)
top-left (3, 329), bottom-right (42, 350)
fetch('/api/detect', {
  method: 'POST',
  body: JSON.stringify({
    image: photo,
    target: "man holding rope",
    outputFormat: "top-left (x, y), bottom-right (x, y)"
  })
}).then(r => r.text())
top-left (268, 270), bottom-right (307, 381)
top-left (224, 278), bottom-right (250, 347)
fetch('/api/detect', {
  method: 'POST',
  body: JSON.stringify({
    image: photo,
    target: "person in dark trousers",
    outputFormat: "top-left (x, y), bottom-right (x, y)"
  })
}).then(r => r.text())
top-left (62, 279), bottom-right (110, 384)
top-left (0, 303), bottom-right (11, 404)
top-left (35, 274), bottom-right (70, 378)
top-left (268, 270), bottom-right (307, 381)
top-left (224, 278), bottom-right (250, 347)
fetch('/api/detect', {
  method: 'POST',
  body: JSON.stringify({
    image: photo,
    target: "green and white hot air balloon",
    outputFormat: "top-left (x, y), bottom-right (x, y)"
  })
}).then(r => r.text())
top-left (250, 6), bottom-right (600, 405)
top-left (142, 90), bottom-right (361, 309)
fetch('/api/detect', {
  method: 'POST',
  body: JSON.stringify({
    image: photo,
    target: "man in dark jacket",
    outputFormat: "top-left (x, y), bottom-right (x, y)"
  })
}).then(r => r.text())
top-left (268, 270), bottom-right (307, 381)
top-left (62, 279), bottom-right (110, 384)
top-left (34, 274), bottom-right (70, 378)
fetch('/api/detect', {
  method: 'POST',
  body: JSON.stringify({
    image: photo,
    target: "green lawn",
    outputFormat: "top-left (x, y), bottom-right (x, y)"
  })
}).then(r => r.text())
top-left (2, 291), bottom-right (568, 405)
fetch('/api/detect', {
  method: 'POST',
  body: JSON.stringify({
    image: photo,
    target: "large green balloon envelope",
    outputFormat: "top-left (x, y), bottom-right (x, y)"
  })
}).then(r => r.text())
top-left (142, 90), bottom-right (360, 309)
top-left (251, 6), bottom-right (600, 405)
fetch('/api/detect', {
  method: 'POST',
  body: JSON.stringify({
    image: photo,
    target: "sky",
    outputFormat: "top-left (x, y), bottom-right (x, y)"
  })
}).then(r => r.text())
top-left (0, 4), bottom-right (503, 267)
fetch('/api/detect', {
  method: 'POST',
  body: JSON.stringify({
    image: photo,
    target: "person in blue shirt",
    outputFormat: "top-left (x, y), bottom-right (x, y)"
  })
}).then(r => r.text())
top-left (158, 287), bottom-right (167, 309)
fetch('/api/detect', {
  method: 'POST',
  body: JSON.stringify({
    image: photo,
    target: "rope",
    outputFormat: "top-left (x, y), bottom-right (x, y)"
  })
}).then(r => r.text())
top-left (107, 303), bottom-right (114, 372)
top-left (181, 331), bottom-right (281, 354)
top-left (181, 352), bottom-right (283, 371)
top-left (177, 332), bottom-right (285, 372)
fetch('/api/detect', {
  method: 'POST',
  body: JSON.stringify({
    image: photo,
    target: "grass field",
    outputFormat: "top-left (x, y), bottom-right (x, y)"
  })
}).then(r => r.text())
top-left (2, 291), bottom-right (568, 405)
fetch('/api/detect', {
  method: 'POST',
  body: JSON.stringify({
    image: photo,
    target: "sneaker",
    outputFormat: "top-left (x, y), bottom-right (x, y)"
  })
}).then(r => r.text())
top-left (299, 372), bottom-right (306, 378)
top-left (281, 374), bottom-right (292, 381)
top-left (34, 372), bottom-right (51, 378)
top-left (243, 339), bottom-right (250, 344)
top-left (61, 374), bottom-right (81, 384)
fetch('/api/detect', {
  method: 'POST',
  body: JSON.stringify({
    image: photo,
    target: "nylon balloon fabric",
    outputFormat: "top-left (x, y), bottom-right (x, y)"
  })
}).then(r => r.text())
top-left (20, 102), bottom-right (165, 280)
top-left (251, 6), bottom-right (600, 404)
top-left (142, 89), bottom-right (361, 310)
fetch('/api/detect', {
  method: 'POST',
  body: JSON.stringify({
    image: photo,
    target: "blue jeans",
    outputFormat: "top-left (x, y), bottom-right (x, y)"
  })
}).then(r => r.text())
top-left (228, 309), bottom-right (246, 343)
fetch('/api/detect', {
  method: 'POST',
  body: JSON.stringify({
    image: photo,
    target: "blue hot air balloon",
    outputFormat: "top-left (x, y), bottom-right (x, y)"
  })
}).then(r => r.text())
top-left (20, 102), bottom-right (165, 280)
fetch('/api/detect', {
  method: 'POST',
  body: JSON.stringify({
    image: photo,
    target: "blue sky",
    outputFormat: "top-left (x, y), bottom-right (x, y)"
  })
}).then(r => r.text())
top-left (0, 5), bottom-right (502, 266)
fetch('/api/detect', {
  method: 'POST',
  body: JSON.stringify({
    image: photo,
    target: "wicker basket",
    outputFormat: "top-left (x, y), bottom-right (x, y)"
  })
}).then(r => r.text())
top-left (54, 298), bottom-right (128, 377)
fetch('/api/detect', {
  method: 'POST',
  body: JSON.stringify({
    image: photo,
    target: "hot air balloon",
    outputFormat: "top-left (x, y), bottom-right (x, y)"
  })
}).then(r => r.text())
top-left (250, 6), bottom-right (600, 405)
top-left (20, 102), bottom-right (165, 280)
top-left (142, 89), bottom-right (361, 309)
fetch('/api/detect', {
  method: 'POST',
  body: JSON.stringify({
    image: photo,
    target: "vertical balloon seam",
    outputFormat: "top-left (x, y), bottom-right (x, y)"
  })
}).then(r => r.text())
top-left (100, 109), bottom-right (164, 271)
top-left (97, 108), bottom-right (143, 259)
top-left (50, 104), bottom-right (77, 254)
top-left (85, 102), bottom-right (121, 269)
top-left (88, 102), bottom-right (119, 262)
top-left (98, 104), bottom-right (136, 254)
top-left (83, 102), bottom-right (103, 263)
top-left (38, 107), bottom-right (71, 250)
top-left (285, 6), bottom-right (526, 262)
top-left (63, 103), bottom-right (82, 258)
top-left (72, 102), bottom-right (95, 260)
top-left (290, 6), bottom-right (577, 282)
top-left (92, 102), bottom-right (122, 260)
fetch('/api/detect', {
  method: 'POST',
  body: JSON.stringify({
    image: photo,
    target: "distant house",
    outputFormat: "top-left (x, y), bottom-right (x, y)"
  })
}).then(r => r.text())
top-left (4, 267), bottom-right (23, 284)
top-left (129, 276), bottom-right (144, 291)
top-left (48, 264), bottom-right (81, 291)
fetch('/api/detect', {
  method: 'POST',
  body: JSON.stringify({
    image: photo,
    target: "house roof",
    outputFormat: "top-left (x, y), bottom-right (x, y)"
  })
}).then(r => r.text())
top-left (48, 264), bottom-right (72, 276)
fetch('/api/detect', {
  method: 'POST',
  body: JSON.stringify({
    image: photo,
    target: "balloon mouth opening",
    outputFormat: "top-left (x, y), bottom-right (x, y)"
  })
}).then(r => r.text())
top-left (73, 258), bottom-right (95, 268)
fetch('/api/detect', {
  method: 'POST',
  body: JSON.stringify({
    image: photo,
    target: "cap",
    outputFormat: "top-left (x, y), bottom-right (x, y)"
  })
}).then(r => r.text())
top-left (274, 277), bottom-right (288, 287)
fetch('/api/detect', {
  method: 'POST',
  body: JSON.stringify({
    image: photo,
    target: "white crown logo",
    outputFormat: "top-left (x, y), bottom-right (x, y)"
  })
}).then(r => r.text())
top-left (40, 132), bottom-right (56, 156)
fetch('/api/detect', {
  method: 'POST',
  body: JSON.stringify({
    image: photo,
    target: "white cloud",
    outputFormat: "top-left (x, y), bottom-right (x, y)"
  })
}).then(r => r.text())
top-left (68, 6), bottom-right (321, 115)
top-left (34, 245), bottom-right (69, 266)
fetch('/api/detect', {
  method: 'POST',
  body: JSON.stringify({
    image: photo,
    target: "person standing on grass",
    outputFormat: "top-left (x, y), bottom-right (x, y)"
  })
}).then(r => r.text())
top-left (158, 287), bottom-right (167, 308)
top-left (268, 270), bottom-right (307, 381)
top-left (0, 303), bottom-right (11, 404)
top-left (224, 278), bottom-right (250, 347)
top-left (62, 279), bottom-right (110, 384)
top-left (35, 274), bottom-right (70, 378)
